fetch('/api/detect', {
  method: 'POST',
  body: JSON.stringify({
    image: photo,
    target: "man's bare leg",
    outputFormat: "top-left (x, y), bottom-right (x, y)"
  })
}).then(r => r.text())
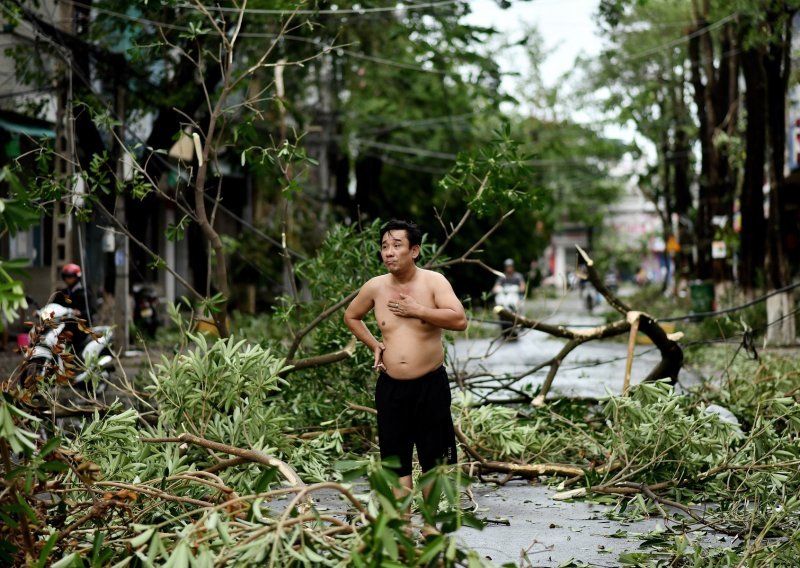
top-left (395, 474), bottom-right (413, 501)
top-left (419, 474), bottom-right (441, 539)
top-left (395, 474), bottom-right (440, 539)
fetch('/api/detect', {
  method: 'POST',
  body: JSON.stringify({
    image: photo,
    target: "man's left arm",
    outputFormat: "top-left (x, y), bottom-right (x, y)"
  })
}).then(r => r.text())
top-left (395, 273), bottom-right (468, 331)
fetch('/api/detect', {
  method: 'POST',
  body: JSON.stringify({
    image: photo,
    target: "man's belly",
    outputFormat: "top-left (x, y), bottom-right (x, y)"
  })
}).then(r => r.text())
top-left (381, 332), bottom-right (444, 379)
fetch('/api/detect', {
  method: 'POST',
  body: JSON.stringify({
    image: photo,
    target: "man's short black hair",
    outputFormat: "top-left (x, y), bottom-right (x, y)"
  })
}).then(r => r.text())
top-left (379, 219), bottom-right (422, 262)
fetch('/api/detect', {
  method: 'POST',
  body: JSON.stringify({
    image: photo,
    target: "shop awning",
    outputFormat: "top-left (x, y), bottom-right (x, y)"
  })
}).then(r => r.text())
top-left (0, 116), bottom-right (55, 138)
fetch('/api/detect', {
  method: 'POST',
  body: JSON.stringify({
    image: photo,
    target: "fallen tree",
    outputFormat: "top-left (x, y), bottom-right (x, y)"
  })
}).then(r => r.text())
top-left (492, 245), bottom-right (685, 406)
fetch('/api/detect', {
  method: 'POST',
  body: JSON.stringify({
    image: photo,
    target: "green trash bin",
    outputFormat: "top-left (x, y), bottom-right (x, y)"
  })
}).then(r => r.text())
top-left (690, 281), bottom-right (714, 313)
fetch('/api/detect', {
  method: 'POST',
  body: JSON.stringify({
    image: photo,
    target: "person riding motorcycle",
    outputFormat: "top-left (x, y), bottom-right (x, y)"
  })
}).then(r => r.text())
top-left (11, 263), bottom-right (111, 405)
top-left (54, 263), bottom-right (96, 352)
top-left (492, 258), bottom-right (526, 338)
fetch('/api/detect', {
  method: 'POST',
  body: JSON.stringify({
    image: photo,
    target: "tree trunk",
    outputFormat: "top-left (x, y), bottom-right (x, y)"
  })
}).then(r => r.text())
top-left (739, 44), bottom-right (767, 296)
top-left (764, 15), bottom-right (796, 345)
top-left (672, 73), bottom-right (693, 279)
top-left (687, 18), bottom-right (714, 279)
top-left (687, 5), bottom-right (739, 284)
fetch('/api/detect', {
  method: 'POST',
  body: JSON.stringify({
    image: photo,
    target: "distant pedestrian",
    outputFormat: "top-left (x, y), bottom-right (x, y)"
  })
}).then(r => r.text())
top-left (635, 266), bottom-right (648, 286)
top-left (492, 259), bottom-right (526, 339)
top-left (528, 259), bottom-right (543, 289)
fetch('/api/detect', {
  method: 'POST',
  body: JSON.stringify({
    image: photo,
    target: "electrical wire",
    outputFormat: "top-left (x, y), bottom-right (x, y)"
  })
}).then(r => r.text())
top-left (661, 281), bottom-right (800, 323)
top-left (464, 285), bottom-right (800, 381)
top-left (55, 0), bottom-right (742, 83)
top-left (614, 12), bottom-right (739, 63)
top-left (172, 0), bottom-right (464, 16)
top-left (0, 87), bottom-right (56, 99)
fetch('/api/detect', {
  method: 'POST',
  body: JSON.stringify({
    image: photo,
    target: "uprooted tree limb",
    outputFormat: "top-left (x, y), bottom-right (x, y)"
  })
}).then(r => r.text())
top-left (493, 245), bottom-right (684, 406)
top-left (141, 433), bottom-right (305, 489)
top-left (454, 424), bottom-right (584, 480)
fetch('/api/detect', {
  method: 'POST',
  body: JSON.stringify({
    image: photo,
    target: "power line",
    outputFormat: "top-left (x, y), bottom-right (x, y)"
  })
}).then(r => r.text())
top-left (0, 87), bottom-right (56, 99)
top-left (59, 2), bottom-right (468, 77)
top-left (617, 12), bottom-right (739, 63)
top-left (350, 136), bottom-right (625, 170)
top-left (59, 0), bottom-right (741, 85)
top-left (173, 1), bottom-right (464, 16)
top-left (661, 280), bottom-right (800, 323)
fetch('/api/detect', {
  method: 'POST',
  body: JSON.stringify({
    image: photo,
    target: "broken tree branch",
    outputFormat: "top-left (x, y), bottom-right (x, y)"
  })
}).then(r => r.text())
top-left (454, 424), bottom-right (584, 479)
top-left (142, 433), bottom-right (305, 488)
top-left (490, 246), bottom-right (684, 406)
top-left (283, 337), bottom-right (358, 376)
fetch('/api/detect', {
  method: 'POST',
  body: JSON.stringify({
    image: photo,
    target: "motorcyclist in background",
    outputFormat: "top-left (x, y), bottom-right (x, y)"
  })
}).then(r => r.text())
top-left (493, 258), bottom-right (526, 297)
top-left (54, 263), bottom-right (96, 349)
top-left (492, 258), bottom-right (526, 338)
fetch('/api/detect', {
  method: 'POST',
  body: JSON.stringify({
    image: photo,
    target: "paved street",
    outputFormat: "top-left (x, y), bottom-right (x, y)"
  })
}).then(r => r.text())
top-left (451, 287), bottom-right (698, 566)
top-left (458, 482), bottom-right (667, 567)
top-left (452, 287), bottom-right (688, 402)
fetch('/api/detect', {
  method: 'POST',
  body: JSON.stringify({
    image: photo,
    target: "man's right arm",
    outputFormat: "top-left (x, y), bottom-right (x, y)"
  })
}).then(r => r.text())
top-left (343, 279), bottom-right (385, 368)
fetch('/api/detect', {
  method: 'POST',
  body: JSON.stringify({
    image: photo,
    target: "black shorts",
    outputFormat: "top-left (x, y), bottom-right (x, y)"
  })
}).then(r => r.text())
top-left (375, 365), bottom-right (458, 477)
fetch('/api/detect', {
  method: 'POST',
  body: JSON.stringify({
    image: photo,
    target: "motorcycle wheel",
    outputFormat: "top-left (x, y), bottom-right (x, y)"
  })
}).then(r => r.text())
top-left (18, 360), bottom-right (53, 409)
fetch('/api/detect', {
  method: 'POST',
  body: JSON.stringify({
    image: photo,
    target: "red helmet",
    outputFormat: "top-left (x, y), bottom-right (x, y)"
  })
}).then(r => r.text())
top-left (61, 263), bottom-right (82, 278)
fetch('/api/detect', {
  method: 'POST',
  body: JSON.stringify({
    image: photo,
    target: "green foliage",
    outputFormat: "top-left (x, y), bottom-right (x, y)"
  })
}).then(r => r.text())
top-left (0, 258), bottom-right (29, 323)
top-left (0, 395), bottom-right (40, 454)
top-left (457, 393), bottom-right (605, 465)
top-left (713, 351), bottom-right (800, 430)
top-left (148, 331), bottom-right (290, 437)
top-left (439, 124), bottom-right (539, 219)
top-left (0, 171), bottom-right (42, 234)
top-left (272, 221), bottom-right (388, 427)
top-left (603, 380), bottom-right (744, 484)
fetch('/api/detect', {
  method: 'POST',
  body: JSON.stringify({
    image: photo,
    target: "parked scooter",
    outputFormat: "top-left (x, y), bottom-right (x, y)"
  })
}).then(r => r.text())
top-left (494, 282), bottom-right (522, 339)
top-left (9, 296), bottom-right (114, 407)
top-left (132, 283), bottom-right (161, 338)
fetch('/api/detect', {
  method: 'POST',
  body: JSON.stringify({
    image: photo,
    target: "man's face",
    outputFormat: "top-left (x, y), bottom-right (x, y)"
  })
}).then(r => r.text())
top-left (62, 274), bottom-right (77, 286)
top-left (505, 264), bottom-right (514, 275)
top-left (381, 230), bottom-right (418, 272)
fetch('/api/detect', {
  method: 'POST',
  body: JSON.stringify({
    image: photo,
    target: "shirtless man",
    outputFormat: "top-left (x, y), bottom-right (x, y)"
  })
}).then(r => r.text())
top-left (344, 219), bottom-right (468, 494)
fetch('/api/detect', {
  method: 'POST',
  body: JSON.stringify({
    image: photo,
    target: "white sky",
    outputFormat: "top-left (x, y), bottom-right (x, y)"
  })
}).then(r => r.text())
top-left (464, 0), bottom-right (603, 91)
top-left (464, 0), bottom-right (646, 162)
top-left (464, 0), bottom-right (644, 148)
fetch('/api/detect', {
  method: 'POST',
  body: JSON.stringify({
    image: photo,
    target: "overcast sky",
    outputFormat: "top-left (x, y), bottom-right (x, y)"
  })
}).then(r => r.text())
top-left (463, 0), bottom-right (644, 159)
top-left (464, 0), bottom-right (603, 91)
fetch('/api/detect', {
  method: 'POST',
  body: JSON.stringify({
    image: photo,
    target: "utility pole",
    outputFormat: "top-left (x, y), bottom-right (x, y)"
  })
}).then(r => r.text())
top-left (113, 83), bottom-right (130, 350)
top-left (51, 1), bottom-right (74, 289)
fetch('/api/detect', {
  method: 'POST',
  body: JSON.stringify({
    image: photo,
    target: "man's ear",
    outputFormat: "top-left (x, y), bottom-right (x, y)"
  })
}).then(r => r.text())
top-left (411, 244), bottom-right (420, 261)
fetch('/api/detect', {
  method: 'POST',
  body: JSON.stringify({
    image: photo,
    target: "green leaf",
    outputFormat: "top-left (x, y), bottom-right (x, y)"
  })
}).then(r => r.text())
top-left (50, 553), bottom-right (80, 568)
top-left (35, 532), bottom-right (59, 568)
top-left (39, 436), bottom-right (61, 458)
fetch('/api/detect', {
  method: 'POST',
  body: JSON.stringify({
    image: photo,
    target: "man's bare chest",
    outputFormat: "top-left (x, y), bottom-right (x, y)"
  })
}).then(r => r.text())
top-left (374, 283), bottom-right (435, 329)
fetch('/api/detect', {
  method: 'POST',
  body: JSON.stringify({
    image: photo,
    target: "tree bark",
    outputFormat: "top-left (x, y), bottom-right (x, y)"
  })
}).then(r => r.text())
top-left (763, 13), bottom-right (797, 345)
top-left (739, 44), bottom-right (767, 296)
top-left (687, 8), bottom-right (738, 282)
top-left (687, 16), bottom-right (713, 279)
